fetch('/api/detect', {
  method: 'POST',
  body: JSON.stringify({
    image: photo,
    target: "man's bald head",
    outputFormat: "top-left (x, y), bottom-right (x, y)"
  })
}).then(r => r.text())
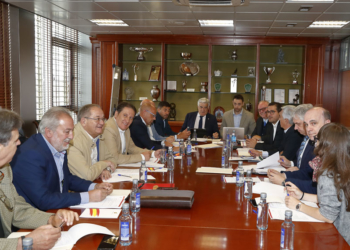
top-left (140, 99), bottom-right (157, 125)
top-left (304, 107), bottom-right (331, 140)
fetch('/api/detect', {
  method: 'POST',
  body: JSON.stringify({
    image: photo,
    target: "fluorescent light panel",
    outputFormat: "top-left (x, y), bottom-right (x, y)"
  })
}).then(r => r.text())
top-left (308, 21), bottom-right (350, 28)
top-left (90, 19), bottom-right (128, 26)
top-left (199, 20), bottom-right (233, 27)
top-left (287, 0), bottom-right (333, 2)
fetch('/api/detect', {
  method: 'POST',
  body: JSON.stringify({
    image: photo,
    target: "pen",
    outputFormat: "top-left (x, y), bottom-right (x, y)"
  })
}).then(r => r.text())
top-left (151, 146), bottom-right (155, 150)
top-left (59, 220), bottom-right (66, 228)
top-left (118, 174), bottom-right (133, 178)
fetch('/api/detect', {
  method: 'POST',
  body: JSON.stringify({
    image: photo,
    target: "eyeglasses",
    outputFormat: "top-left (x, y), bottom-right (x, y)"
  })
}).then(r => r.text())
top-left (258, 107), bottom-right (267, 112)
top-left (145, 110), bottom-right (156, 118)
top-left (0, 171), bottom-right (13, 212)
top-left (266, 110), bottom-right (276, 114)
top-left (84, 117), bottom-right (106, 123)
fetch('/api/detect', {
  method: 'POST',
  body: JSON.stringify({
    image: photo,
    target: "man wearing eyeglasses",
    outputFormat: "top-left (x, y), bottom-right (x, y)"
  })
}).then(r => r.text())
top-left (0, 109), bottom-right (79, 249)
top-left (251, 100), bottom-right (269, 139)
top-left (67, 104), bottom-right (117, 181)
top-left (130, 100), bottom-right (170, 150)
top-left (11, 107), bottom-right (112, 211)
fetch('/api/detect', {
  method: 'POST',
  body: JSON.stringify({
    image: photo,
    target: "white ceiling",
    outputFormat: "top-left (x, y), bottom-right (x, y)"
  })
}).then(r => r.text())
top-left (4, 0), bottom-right (350, 39)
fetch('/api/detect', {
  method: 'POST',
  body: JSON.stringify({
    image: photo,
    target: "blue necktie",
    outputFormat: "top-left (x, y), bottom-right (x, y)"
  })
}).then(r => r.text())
top-left (96, 138), bottom-right (100, 161)
top-left (297, 136), bottom-right (308, 168)
top-left (263, 120), bottom-right (267, 126)
top-left (198, 116), bottom-right (203, 129)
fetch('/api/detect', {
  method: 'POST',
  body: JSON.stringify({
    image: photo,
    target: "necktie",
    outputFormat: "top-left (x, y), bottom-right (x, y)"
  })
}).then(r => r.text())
top-left (96, 138), bottom-right (100, 161)
top-left (297, 136), bottom-right (308, 168)
top-left (263, 120), bottom-right (267, 126)
top-left (198, 116), bottom-right (203, 129)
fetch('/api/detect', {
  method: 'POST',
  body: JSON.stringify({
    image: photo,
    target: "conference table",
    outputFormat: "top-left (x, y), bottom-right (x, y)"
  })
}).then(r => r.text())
top-left (45, 145), bottom-right (349, 250)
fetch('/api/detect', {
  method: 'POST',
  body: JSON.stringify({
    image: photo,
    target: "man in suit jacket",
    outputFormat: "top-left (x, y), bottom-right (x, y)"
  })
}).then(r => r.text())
top-left (68, 104), bottom-right (117, 181)
top-left (267, 107), bottom-right (331, 194)
top-left (0, 109), bottom-right (78, 249)
top-left (154, 101), bottom-right (190, 139)
top-left (180, 98), bottom-right (220, 138)
top-left (130, 100), bottom-right (166, 150)
top-left (251, 100), bottom-right (269, 138)
top-left (249, 102), bottom-right (284, 157)
top-left (104, 102), bottom-right (161, 164)
top-left (12, 107), bottom-right (112, 211)
top-left (220, 94), bottom-right (256, 136)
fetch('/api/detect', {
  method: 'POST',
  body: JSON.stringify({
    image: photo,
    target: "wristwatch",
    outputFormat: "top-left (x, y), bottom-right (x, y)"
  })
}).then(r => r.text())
top-left (281, 181), bottom-right (285, 186)
top-left (296, 202), bottom-right (302, 211)
top-left (106, 166), bottom-right (112, 173)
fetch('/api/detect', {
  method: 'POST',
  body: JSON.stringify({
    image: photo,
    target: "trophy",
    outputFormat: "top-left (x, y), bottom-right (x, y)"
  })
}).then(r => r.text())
top-left (230, 50), bottom-right (238, 61)
top-left (132, 64), bottom-right (139, 81)
top-left (263, 67), bottom-right (275, 84)
top-left (214, 83), bottom-right (221, 92)
top-left (261, 86), bottom-right (266, 101)
top-left (276, 48), bottom-right (287, 64)
top-left (293, 94), bottom-right (300, 104)
top-left (124, 87), bottom-right (134, 100)
top-left (200, 82), bottom-right (208, 92)
top-left (246, 100), bottom-right (252, 112)
top-left (292, 69), bottom-right (299, 84)
top-left (150, 85), bottom-right (160, 101)
top-left (129, 47), bottom-right (153, 61)
top-left (244, 83), bottom-right (252, 93)
top-left (122, 68), bottom-right (129, 81)
top-left (169, 103), bottom-right (176, 121)
top-left (182, 80), bottom-right (187, 91)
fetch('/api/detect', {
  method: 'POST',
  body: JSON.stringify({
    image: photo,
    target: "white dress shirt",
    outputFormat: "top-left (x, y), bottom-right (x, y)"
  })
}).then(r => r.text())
top-left (194, 113), bottom-right (206, 129)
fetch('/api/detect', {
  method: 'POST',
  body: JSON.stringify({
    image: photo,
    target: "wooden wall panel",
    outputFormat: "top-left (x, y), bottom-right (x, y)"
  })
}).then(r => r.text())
top-left (339, 70), bottom-right (350, 127)
top-left (91, 42), bottom-right (101, 105)
top-left (304, 45), bottom-right (325, 105)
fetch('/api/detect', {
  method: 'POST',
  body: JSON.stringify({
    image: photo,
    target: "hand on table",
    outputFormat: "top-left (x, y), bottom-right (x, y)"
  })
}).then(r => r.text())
top-left (248, 149), bottom-right (262, 157)
top-left (246, 139), bottom-right (257, 148)
top-left (49, 209), bottom-right (79, 227)
top-left (88, 188), bottom-right (109, 202)
top-left (285, 196), bottom-right (300, 210)
top-left (285, 167), bottom-right (299, 172)
top-left (178, 129), bottom-right (191, 139)
top-left (154, 149), bottom-right (162, 159)
top-left (285, 181), bottom-right (303, 199)
top-left (267, 169), bottom-right (286, 185)
top-left (141, 151), bottom-right (152, 161)
top-left (100, 169), bottom-right (112, 180)
top-left (23, 224), bottom-right (61, 250)
top-left (278, 156), bottom-right (292, 168)
top-left (95, 182), bottom-right (113, 195)
top-left (166, 136), bottom-right (175, 144)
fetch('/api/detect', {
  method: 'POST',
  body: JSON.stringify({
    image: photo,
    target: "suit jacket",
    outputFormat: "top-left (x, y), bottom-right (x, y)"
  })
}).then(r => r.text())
top-left (251, 117), bottom-right (269, 137)
top-left (154, 112), bottom-right (176, 137)
top-left (255, 121), bottom-right (284, 156)
top-left (129, 116), bottom-right (162, 150)
top-left (220, 109), bottom-right (256, 136)
top-left (279, 125), bottom-right (304, 161)
top-left (285, 140), bottom-right (317, 194)
top-left (67, 122), bottom-right (117, 181)
top-left (103, 117), bottom-right (150, 164)
top-left (0, 165), bottom-right (53, 248)
top-left (180, 112), bottom-right (220, 137)
top-left (11, 134), bottom-right (92, 211)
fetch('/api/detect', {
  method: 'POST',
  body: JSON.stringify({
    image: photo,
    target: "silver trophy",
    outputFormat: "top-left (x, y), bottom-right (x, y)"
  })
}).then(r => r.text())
top-left (129, 47), bottom-right (153, 61)
top-left (292, 69), bottom-right (299, 84)
top-left (263, 67), bottom-right (275, 84)
top-left (132, 64), bottom-right (139, 81)
top-left (261, 86), bottom-right (266, 101)
top-left (124, 87), bottom-right (134, 100)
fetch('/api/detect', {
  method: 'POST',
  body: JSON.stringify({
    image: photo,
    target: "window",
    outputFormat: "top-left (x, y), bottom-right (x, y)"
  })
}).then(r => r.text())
top-left (35, 15), bottom-right (80, 120)
top-left (0, 3), bottom-right (12, 110)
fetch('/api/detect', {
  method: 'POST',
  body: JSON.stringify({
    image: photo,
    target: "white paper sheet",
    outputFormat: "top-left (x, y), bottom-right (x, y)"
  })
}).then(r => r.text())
top-left (194, 144), bottom-right (222, 149)
top-left (70, 195), bottom-right (126, 209)
top-left (117, 158), bottom-right (164, 168)
top-left (253, 182), bottom-right (286, 201)
top-left (256, 152), bottom-right (281, 169)
top-left (196, 167), bottom-right (233, 174)
top-left (229, 156), bottom-right (259, 161)
top-left (269, 208), bottom-right (323, 222)
top-left (237, 148), bottom-right (254, 157)
top-left (80, 209), bottom-right (121, 219)
top-left (224, 177), bottom-right (261, 183)
top-left (191, 138), bottom-right (208, 142)
top-left (103, 172), bottom-right (139, 183)
top-left (174, 156), bottom-right (182, 159)
top-left (110, 189), bottom-right (131, 197)
top-left (146, 167), bottom-right (167, 172)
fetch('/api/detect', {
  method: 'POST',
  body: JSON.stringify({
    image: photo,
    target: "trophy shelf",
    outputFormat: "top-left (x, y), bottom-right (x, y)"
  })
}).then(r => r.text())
top-left (211, 92), bottom-right (255, 94)
top-left (260, 62), bottom-right (304, 66)
top-left (260, 83), bottom-right (304, 86)
top-left (165, 91), bottom-right (208, 94)
top-left (166, 59), bottom-right (208, 62)
top-left (123, 60), bottom-right (161, 63)
top-left (212, 76), bottom-right (256, 79)
top-left (212, 60), bottom-right (256, 63)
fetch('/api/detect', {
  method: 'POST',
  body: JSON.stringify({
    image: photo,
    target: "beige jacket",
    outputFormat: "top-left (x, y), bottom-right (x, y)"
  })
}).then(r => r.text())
top-left (103, 117), bottom-right (149, 164)
top-left (0, 165), bottom-right (53, 249)
top-left (220, 108), bottom-right (256, 136)
top-left (67, 122), bottom-right (117, 181)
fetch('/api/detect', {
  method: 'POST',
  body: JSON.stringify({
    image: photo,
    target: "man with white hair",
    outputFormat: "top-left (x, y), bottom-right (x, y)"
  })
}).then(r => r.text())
top-left (180, 97), bottom-right (220, 138)
top-left (12, 107), bottom-right (112, 211)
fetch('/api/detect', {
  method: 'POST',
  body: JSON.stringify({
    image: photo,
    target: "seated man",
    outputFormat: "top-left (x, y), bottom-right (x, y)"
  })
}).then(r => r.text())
top-left (12, 107), bottom-right (112, 211)
top-left (220, 94), bottom-right (256, 136)
top-left (68, 104), bottom-right (117, 181)
top-left (251, 100), bottom-right (269, 138)
top-left (268, 107), bottom-right (331, 194)
top-left (0, 108), bottom-right (78, 249)
top-left (249, 102), bottom-right (284, 157)
top-left (180, 97), bottom-right (220, 138)
top-left (154, 101), bottom-right (190, 139)
top-left (130, 100), bottom-right (169, 150)
top-left (104, 102), bottom-right (161, 164)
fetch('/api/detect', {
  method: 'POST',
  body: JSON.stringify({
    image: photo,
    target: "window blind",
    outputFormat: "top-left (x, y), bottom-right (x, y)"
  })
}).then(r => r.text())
top-left (0, 3), bottom-right (12, 110)
top-left (35, 15), bottom-right (80, 121)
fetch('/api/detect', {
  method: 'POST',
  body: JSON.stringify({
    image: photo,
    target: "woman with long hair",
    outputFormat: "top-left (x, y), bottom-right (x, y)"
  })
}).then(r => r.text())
top-left (285, 123), bottom-right (350, 245)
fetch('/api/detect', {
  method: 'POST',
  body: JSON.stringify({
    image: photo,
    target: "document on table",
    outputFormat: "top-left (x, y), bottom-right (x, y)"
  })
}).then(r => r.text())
top-left (8, 224), bottom-right (115, 249)
top-left (194, 143), bottom-right (222, 149)
top-left (232, 164), bottom-right (257, 172)
top-left (147, 167), bottom-right (167, 172)
top-left (224, 177), bottom-right (261, 183)
top-left (253, 182), bottom-right (286, 201)
top-left (237, 148), bottom-right (254, 157)
top-left (269, 208), bottom-right (324, 222)
top-left (229, 156), bottom-right (259, 161)
top-left (80, 208), bottom-right (121, 219)
top-left (70, 194), bottom-right (126, 209)
top-left (196, 167), bottom-right (233, 174)
top-left (117, 158), bottom-right (164, 168)
top-left (110, 189), bottom-right (131, 197)
top-left (256, 152), bottom-right (280, 169)
top-left (191, 138), bottom-right (208, 142)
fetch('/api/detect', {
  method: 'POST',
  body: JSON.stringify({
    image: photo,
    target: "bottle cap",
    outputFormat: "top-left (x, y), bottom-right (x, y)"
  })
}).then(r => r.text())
top-left (285, 210), bottom-right (293, 217)
top-left (122, 203), bottom-right (129, 209)
top-left (260, 192), bottom-right (267, 199)
top-left (22, 238), bottom-right (33, 246)
top-left (169, 147), bottom-right (173, 151)
top-left (223, 147), bottom-right (227, 152)
top-left (238, 161), bottom-right (243, 165)
top-left (141, 160), bottom-right (145, 164)
top-left (132, 179), bottom-right (138, 184)
top-left (247, 170), bottom-right (251, 175)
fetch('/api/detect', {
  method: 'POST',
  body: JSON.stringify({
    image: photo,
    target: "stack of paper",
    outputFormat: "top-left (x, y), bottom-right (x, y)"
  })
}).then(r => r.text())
top-left (224, 177), bottom-right (261, 183)
top-left (229, 156), bottom-right (260, 161)
top-left (237, 148), bottom-right (253, 157)
top-left (194, 144), bottom-right (222, 149)
top-left (80, 208), bottom-right (121, 219)
top-left (191, 138), bottom-right (208, 142)
top-left (147, 167), bottom-right (167, 172)
top-left (70, 194), bottom-right (126, 209)
top-left (117, 158), bottom-right (164, 168)
top-left (255, 152), bottom-right (286, 173)
top-left (196, 167), bottom-right (233, 174)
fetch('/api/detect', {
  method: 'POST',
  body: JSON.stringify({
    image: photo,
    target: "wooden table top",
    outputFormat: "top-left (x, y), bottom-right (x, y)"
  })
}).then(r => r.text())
top-left (51, 146), bottom-right (350, 249)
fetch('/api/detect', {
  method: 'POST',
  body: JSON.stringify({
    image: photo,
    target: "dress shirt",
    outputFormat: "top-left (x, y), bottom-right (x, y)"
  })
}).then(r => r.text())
top-left (261, 121), bottom-right (283, 158)
top-left (117, 126), bottom-right (126, 154)
top-left (85, 131), bottom-right (100, 165)
top-left (233, 109), bottom-right (243, 128)
top-left (140, 117), bottom-right (160, 157)
top-left (272, 120), bottom-right (280, 141)
top-left (290, 138), bottom-right (310, 167)
top-left (42, 134), bottom-right (95, 204)
top-left (194, 114), bottom-right (206, 129)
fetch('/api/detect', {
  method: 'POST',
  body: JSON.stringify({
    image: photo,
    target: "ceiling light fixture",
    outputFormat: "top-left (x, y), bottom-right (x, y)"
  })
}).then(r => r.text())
top-left (287, 0), bottom-right (333, 2)
top-left (286, 23), bottom-right (297, 27)
top-left (90, 19), bottom-right (128, 26)
top-left (299, 5), bottom-right (313, 12)
top-left (199, 20), bottom-right (233, 27)
top-left (308, 21), bottom-right (350, 28)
